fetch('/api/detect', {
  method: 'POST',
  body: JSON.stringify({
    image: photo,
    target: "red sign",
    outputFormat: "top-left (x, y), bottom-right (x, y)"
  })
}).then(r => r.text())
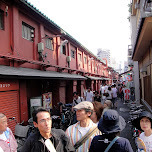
top-left (0, 80), bottom-right (19, 91)
top-left (124, 88), bottom-right (130, 100)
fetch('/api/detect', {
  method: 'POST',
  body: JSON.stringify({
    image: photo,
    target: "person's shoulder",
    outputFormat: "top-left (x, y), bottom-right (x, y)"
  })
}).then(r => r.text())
top-left (139, 132), bottom-right (145, 138)
top-left (66, 123), bottom-right (78, 131)
top-left (52, 128), bottom-right (65, 135)
top-left (117, 137), bottom-right (130, 144)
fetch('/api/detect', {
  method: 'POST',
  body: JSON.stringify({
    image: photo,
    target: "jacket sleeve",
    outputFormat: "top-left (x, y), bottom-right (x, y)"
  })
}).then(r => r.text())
top-left (62, 131), bottom-right (75, 152)
top-left (89, 137), bottom-right (95, 152)
top-left (125, 139), bottom-right (134, 152)
top-left (20, 136), bottom-right (33, 152)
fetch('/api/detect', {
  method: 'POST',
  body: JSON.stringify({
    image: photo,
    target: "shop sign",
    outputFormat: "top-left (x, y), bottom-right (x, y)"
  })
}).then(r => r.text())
top-left (0, 80), bottom-right (19, 91)
top-left (124, 88), bottom-right (130, 100)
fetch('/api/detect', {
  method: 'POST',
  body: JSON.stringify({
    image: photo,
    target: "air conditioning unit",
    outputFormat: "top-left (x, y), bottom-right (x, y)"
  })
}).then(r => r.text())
top-left (38, 42), bottom-right (44, 53)
top-left (66, 56), bottom-right (71, 62)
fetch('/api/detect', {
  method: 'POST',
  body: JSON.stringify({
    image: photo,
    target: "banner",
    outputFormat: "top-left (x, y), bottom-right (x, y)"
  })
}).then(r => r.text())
top-left (42, 92), bottom-right (52, 110)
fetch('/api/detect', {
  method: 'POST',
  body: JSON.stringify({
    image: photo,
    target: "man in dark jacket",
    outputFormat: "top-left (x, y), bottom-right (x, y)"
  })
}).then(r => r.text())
top-left (21, 107), bottom-right (75, 152)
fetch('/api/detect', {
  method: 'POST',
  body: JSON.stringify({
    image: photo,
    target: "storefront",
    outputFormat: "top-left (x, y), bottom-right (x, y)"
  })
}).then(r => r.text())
top-left (0, 80), bottom-right (19, 133)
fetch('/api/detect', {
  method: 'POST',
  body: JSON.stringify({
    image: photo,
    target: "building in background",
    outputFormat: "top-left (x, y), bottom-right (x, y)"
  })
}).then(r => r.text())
top-left (97, 49), bottom-right (111, 66)
top-left (124, 61), bottom-right (128, 72)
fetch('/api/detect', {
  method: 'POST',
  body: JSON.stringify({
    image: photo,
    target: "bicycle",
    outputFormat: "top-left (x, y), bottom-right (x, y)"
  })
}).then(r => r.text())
top-left (8, 117), bottom-right (36, 151)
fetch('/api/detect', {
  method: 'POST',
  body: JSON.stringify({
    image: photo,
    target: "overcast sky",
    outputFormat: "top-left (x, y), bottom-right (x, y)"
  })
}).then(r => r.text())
top-left (27, 0), bottom-right (131, 66)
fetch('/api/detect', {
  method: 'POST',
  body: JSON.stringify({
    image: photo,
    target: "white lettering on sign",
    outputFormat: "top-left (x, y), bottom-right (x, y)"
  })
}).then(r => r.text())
top-left (0, 83), bottom-right (11, 88)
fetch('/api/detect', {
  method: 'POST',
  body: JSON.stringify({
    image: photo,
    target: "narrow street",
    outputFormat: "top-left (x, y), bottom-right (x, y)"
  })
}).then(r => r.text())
top-left (116, 98), bottom-right (136, 151)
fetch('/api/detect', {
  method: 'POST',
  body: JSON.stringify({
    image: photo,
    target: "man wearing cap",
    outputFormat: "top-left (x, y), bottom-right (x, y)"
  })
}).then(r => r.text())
top-left (66, 101), bottom-right (100, 152)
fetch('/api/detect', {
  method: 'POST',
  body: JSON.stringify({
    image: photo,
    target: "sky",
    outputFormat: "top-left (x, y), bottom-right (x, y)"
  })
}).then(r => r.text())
top-left (27, 0), bottom-right (131, 68)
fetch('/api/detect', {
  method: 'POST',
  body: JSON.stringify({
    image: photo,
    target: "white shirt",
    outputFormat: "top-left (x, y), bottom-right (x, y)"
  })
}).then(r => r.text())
top-left (139, 132), bottom-right (152, 152)
top-left (0, 132), bottom-right (9, 146)
top-left (112, 87), bottom-right (117, 98)
top-left (0, 133), bottom-right (7, 141)
top-left (72, 96), bottom-right (84, 106)
top-left (101, 86), bottom-right (105, 94)
top-left (85, 91), bottom-right (93, 102)
top-left (107, 90), bottom-right (113, 99)
top-left (0, 147), bottom-right (4, 152)
top-left (78, 125), bottom-right (90, 136)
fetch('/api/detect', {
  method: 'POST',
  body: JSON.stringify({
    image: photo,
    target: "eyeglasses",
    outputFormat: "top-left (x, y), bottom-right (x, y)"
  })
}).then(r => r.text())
top-left (39, 118), bottom-right (51, 123)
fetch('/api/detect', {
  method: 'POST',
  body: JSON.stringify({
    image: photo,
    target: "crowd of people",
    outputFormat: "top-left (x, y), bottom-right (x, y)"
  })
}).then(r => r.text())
top-left (0, 83), bottom-right (152, 152)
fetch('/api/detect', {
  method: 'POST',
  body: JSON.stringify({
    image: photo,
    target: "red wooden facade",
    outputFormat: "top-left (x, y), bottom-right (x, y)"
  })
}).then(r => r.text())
top-left (0, 0), bottom-right (118, 124)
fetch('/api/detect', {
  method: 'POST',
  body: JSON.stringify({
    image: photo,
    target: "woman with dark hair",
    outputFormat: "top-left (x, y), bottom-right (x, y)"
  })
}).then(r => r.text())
top-left (93, 91), bottom-right (101, 102)
top-left (89, 109), bottom-right (133, 152)
top-left (132, 111), bottom-right (152, 151)
top-left (90, 101), bottom-right (104, 124)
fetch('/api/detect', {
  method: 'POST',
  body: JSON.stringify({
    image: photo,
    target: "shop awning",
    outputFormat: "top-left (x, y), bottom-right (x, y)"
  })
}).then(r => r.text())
top-left (102, 77), bottom-right (111, 80)
top-left (85, 76), bottom-right (103, 80)
top-left (0, 65), bottom-right (87, 80)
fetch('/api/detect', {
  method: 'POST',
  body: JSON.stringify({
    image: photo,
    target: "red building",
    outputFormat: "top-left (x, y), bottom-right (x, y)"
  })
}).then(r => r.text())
top-left (0, 0), bottom-right (115, 130)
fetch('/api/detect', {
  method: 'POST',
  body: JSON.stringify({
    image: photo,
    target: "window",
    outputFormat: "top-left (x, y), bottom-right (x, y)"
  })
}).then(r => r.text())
top-left (61, 45), bottom-right (66, 55)
top-left (22, 22), bottom-right (34, 41)
top-left (78, 53), bottom-right (82, 61)
top-left (45, 36), bottom-right (53, 50)
top-left (71, 50), bottom-right (75, 58)
top-left (84, 57), bottom-right (87, 64)
top-left (0, 10), bottom-right (4, 30)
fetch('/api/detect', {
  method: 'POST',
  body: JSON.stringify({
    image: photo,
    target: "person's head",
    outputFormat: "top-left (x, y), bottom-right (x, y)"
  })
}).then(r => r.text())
top-left (73, 101), bottom-right (93, 121)
top-left (0, 113), bottom-right (7, 134)
top-left (108, 87), bottom-right (111, 91)
top-left (133, 111), bottom-right (152, 132)
top-left (98, 109), bottom-right (126, 134)
top-left (88, 87), bottom-right (91, 92)
top-left (103, 100), bottom-right (113, 109)
top-left (91, 101), bottom-right (103, 123)
top-left (94, 91), bottom-right (99, 96)
top-left (73, 92), bottom-right (78, 99)
top-left (113, 84), bottom-right (116, 88)
top-left (32, 107), bottom-right (52, 136)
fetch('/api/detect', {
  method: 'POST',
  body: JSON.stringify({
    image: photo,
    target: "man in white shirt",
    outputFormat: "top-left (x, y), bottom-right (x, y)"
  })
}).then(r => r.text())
top-left (84, 87), bottom-right (93, 102)
top-left (66, 101), bottom-right (100, 152)
top-left (112, 84), bottom-right (118, 108)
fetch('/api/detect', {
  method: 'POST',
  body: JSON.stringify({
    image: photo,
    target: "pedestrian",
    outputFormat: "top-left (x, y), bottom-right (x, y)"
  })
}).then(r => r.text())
top-left (102, 100), bottom-right (113, 116)
top-left (106, 86), bottom-right (113, 101)
top-left (93, 91), bottom-right (101, 102)
top-left (21, 107), bottom-right (75, 152)
top-left (89, 109), bottom-right (133, 152)
top-left (66, 101), bottom-right (101, 152)
top-left (112, 84), bottom-right (118, 108)
top-left (72, 92), bottom-right (84, 124)
top-left (101, 84), bottom-right (106, 104)
top-left (0, 113), bottom-right (17, 152)
top-left (84, 87), bottom-right (93, 102)
top-left (90, 101), bottom-right (104, 124)
top-left (132, 111), bottom-right (152, 151)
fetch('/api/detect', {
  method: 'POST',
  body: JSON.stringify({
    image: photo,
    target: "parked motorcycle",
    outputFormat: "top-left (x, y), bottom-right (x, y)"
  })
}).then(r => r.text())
top-left (9, 117), bottom-right (36, 152)
top-left (51, 102), bottom-right (73, 130)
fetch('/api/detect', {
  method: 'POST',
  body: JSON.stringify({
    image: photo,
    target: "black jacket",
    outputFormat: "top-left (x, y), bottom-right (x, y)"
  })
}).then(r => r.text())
top-left (21, 128), bottom-right (75, 152)
top-left (89, 135), bottom-right (133, 152)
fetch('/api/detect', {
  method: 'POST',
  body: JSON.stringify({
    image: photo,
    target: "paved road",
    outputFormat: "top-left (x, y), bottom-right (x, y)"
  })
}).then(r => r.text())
top-left (116, 98), bottom-right (137, 151)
